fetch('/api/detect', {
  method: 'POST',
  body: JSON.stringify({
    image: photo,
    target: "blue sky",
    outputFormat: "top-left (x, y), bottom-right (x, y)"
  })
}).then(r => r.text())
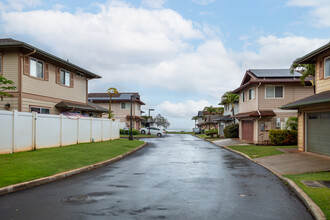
top-left (0, 0), bottom-right (329, 130)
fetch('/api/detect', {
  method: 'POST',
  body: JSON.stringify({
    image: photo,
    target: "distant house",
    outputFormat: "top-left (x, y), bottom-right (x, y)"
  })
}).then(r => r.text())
top-left (215, 101), bottom-right (239, 137)
top-left (196, 108), bottom-right (223, 131)
top-left (0, 38), bottom-right (107, 117)
top-left (232, 69), bottom-right (314, 144)
top-left (88, 92), bottom-right (145, 130)
top-left (282, 42), bottom-right (330, 156)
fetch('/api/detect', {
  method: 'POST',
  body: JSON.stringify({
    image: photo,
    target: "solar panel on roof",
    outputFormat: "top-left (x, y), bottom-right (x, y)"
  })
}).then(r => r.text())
top-left (119, 94), bottom-right (133, 99)
top-left (249, 69), bottom-right (301, 78)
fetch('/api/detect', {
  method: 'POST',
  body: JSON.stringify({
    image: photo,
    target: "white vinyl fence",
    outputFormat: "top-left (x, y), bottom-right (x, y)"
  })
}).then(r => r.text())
top-left (0, 110), bottom-right (124, 154)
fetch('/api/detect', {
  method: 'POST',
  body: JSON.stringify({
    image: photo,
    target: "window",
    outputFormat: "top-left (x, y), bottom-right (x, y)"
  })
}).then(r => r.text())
top-left (241, 92), bottom-right (245, 102)
top-left (60, 69), bottom-right (71, 86)
top-left (324, 57), bottom-right (330, 78)
top-left (249, 88), bottom-right (254, 100)
top-left (121, 102), bottom-right (130, 109)
top-left (0, 55), bottom-right (2, 74)
top-left (30, 106), bottom-right (50, 114)
top-left (266, 86), bottom-right (283, 98)
top-left (30, 58), bottom-right (43, 78)
top-left (276, 118), bottom-right (281, 128)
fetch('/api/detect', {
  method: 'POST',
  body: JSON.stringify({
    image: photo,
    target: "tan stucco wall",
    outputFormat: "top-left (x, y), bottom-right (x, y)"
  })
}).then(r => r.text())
top-left (238, 85), bottom-right (257, 113)
top-left (2, 51), bottom-right (19, 92)
top-left (315, 50), bottom-right (330, 94)
top-left (22, 60), bottom-right (87, 103)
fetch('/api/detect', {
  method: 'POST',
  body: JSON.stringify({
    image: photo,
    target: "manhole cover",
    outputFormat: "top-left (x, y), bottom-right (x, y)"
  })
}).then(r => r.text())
top-left (318, 180), bottom-right (330, 188)
top-left (62, 195), bottom-right (95, 204)
top-left (301, 180), bottom-right (325, 188)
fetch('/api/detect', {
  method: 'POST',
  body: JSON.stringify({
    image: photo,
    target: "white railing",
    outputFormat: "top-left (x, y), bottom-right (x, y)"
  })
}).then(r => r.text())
top-left (0, 110), bottom-right (125, 154)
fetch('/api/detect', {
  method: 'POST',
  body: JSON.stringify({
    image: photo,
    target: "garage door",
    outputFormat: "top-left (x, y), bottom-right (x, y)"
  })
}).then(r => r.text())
top-left (242, 120), bottom-right (254, 143)
top-left (307, 112), bottom-right (330, 156)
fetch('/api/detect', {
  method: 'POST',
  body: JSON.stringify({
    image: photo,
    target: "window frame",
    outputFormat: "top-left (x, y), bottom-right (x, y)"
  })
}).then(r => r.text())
top-left (30, 106), bottom-right (50, 114)
top-left (249, 88), bottom-right (254, 100)
top-left (241, 92), bottom-right (245, 102)
top-left (121, 102), bottom-right (130, 109)
top-left (30, 57), bottom-right (44, 79)
top-left (60, 68), bottom-right (71, 87)
top-left (324, 56), bottom-right (330, 78)
top-left (265, 85), bottom-right (284, 99)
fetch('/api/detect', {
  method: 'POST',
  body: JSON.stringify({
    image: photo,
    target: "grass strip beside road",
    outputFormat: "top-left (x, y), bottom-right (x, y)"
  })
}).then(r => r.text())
top-left (0, 139), bottom-right (144, 188)
top-left (284, 172), bottom-right (330, 219)
top-left (120, 134), bottom-right (156, 138)
top-left (195, 134), bottom-right (223, 141)
top-left (228, 145), bottom-right (296, 158)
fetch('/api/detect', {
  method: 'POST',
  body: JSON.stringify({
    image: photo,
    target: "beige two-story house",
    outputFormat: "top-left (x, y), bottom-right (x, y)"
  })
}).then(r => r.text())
top-left (0, 38), bottom-right (107, 116)
top-left (282, 42), bottom-right (330, 156)
top-left (232, 69), bottom-right (314, 144)
top-left (88, 93), bottom-right (145, 129)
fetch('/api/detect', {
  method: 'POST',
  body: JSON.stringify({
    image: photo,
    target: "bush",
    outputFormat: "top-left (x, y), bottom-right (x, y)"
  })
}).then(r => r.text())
top-left (206, 129), bottom-right (218, 137)
top-left (269, 129), bottom-right (297, 145)
top-left (286, 117), bottom-right (298, 131)
top-left (120, 129), bottom-right (139, 135)
top-left (224, 124), bottom-right (239, 138)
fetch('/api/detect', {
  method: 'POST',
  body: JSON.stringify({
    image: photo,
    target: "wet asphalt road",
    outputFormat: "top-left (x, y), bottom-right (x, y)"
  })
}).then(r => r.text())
top-left (0, 134), bottom-right (312, 220)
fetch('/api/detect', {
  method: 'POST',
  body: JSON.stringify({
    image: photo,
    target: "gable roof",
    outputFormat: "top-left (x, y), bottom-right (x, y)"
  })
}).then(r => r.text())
top-left (281, 90), bottom-right (330, 109)
top-left (294, 42), bottom-right (330, 64)
top-left (88, 92), bottom-right (145, 105)
top-left (233, 69), bottom-right (307, 93)
top-left (0, 38), bottom-right (101, 79)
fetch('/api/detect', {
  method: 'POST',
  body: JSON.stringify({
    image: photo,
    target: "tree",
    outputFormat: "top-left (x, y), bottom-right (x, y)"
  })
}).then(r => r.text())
top-left (220, 92), bottom-right (239, 115)
top-left (286, 117), bottom-right (298, 131)
top-left (154, 114), bottom-right (170, 129)
top-left (290, 63), bottom-right (315, 93)
top-left (205, 106), bottom-right (216, 131)
top-left (107, 87), bottom-right (118, 119)
top-left (0, 76), bottom-right (16, 101)
top-left (191, 116), bottom-right (198, 128)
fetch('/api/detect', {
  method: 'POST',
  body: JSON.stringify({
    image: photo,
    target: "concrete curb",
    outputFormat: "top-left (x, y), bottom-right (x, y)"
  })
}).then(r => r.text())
top-left (0, 142), bottom-right (147, 197)
top-left (216, 143), bottom-right (326, 220)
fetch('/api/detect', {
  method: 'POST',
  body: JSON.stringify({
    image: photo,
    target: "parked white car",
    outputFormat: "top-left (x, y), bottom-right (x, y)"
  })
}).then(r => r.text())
top-left (140, 127), bottom-right (166, 137)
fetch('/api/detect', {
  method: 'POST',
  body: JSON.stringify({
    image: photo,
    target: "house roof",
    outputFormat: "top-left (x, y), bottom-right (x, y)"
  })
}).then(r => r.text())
top-left (0, 38), bottom-right (101, 79)
top-left (294, 41), bottom-right (330, 64)
top-left (232, 110), bottom-right (276, 119)
top-left (281, 91), bottom-right (330, 109)
top-left (55, 101), bottom-right (108, 113)
top-left (233, 69), bottom-right (309, 93)
top-left (88, 92), bottom-right (145, 105)
top-left (214, 115), bottom-right (234, 122)
top-left (197, 111), bottom-right (203, 117)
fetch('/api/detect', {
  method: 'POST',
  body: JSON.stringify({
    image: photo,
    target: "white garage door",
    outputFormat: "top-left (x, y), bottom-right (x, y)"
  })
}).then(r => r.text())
top-left (307, 112), bottom-right (330, 156)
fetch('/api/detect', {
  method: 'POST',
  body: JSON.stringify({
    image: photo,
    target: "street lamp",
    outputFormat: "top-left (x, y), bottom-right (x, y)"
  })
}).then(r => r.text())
top-left (129, 94), bottom-right (140, 141)
top-left (148, 108), bottom-right (154, 135)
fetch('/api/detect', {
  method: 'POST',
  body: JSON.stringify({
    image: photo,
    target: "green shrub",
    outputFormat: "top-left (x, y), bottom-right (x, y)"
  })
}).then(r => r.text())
top-left (120, 129), bottom-right (139, 135)
top-left (224, 124), bottom-right (239, 138)
top-left (269, 129), bottom-right (297, 145)
top-left (286, 117), bottom-right (298, 131)
top-left (206, 129), bottom-right (218, 137)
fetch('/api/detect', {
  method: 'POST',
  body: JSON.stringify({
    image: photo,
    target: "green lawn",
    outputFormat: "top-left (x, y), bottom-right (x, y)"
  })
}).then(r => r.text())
top-left (228, 145), bottom-right (297, 158)
top-left (0, 139), bottom-right (144, 188)
top-left (120, 134), bottom-right (156, 138)
top-left (195, 134), bottom-right (223, 141)
top-left (284, 172), bottom-right (330, 219)
top-left (167, 131), bottom-right (193, 134)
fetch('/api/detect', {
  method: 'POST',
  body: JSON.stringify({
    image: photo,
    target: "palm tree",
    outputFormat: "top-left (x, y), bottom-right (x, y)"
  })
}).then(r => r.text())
top-left (205, 106), bottom-right (216, 131)
top-left (191, 116), bottom-right (198, 128)
top-left (220, 92), bottom-right (239, 115)
top-left (107, 87), bottom-right (118, 119)
top-left (290, 63), bottom-right (315, 93)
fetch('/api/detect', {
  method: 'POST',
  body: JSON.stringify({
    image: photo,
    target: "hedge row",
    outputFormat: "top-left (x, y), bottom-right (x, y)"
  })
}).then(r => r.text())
top-left (224, 124), bottom-right (239, 138)
top-left (120, 129), bottom-right (139, 135)
top-left (269, 129), bottom-right (297, 145)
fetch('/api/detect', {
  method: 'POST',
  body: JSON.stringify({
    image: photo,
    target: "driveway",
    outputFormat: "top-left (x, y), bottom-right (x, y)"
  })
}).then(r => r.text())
top-left (0, 134), bottom-right (312, 219)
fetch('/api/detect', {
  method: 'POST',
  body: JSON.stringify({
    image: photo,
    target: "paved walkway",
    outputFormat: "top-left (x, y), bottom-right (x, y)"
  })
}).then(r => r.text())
top-left (213, 138), bottom-right (330, 175)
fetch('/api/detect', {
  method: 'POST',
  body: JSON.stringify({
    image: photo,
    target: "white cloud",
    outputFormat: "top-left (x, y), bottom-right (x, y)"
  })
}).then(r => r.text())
top-left (142, 0), bottom-right (166, 8)
top-left (0, 0), bottom-right (41, 11)
top-left (192, 0), bottom-right (215, 5)
top-left (157, 100), bottom-right (210, 118)
top-left (287, 0), bottom-right (330, 27)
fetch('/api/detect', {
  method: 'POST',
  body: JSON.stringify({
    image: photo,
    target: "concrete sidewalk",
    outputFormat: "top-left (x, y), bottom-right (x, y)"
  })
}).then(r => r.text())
top-left (254, 152), bottom-right (330, 175)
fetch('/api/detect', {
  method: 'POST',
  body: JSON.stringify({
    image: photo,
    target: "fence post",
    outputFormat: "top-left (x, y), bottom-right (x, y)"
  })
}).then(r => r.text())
top-left (90, 117), bottom-right (93, 142)
top-left (32, 111), bottom-right (37, 150)
top-left (60, 114), bottom-right (63, 147)
top-left (101, 118), bottom-right (103, 141)
top-left (12, 110), bottom-right (18, 153)
top-left (77, 117), bottom-right (80, 144)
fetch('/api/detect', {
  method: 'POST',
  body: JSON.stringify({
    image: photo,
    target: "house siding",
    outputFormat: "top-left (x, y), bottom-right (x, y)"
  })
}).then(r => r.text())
top-left (21, 98), bottom-right (61, 114)
top-left (258, 84), bottom-right (314, 110)
top-left (238, 85), bottom-right (257, 113)
top-left (315, 50), bottom-right (330, 94)
top-left (22, 61), bottom-right (87, 103)
top-left (297, 113), bottom-right (304, 152)
top-left (2, 51), bottom-right (19, 92)
top-left (0, 97), bottom-right (19, 111)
